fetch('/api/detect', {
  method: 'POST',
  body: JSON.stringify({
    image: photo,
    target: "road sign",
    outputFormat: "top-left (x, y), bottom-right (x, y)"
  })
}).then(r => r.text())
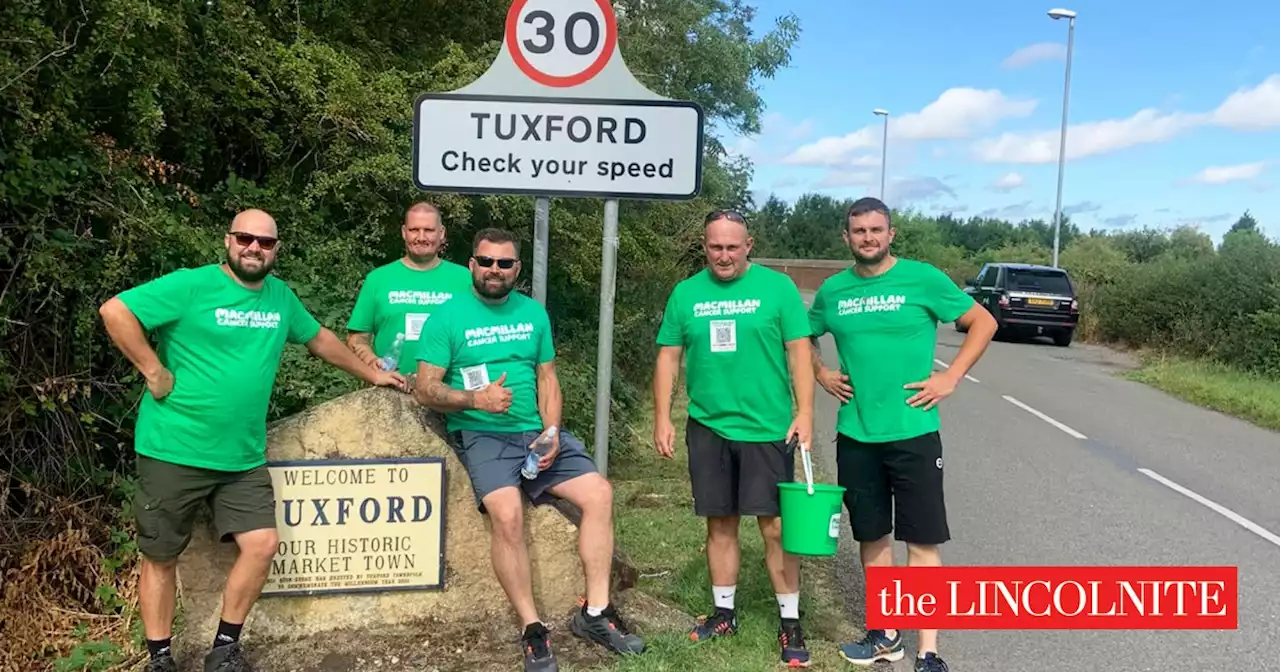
top-left (413, 94), bottom-right (704, 200)
top-left (412, 0), bottom-right (705, 201)
top-left (410, 0), bottom-right (708, 477)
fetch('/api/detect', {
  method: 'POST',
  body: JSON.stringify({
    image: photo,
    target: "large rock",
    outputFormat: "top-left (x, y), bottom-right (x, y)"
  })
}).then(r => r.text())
top-left (174, 386), bottom-right (621, 665)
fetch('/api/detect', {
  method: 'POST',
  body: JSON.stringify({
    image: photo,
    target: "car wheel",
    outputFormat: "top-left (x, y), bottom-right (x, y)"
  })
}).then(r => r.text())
top-left (1052, 328), bottom-right (1074, 347)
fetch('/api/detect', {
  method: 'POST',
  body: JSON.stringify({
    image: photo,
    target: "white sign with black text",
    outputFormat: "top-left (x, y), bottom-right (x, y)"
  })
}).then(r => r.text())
top-left (413, 94), bottom-right (703, 199)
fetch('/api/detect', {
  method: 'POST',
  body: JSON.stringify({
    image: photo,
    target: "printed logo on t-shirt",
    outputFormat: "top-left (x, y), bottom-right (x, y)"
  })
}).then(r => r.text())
top-left (710, 319), bottom-right (737, 353)
top-left (388, 290), bottom-right (453, 306)
top-left (837, 295), bottom-right (906, 316)
top-left (464, 322), bottom-right (534, 347)
top-left (693, 299), bottom-right (760, 318)
top-left (215, 308), bottom-right (281, 329)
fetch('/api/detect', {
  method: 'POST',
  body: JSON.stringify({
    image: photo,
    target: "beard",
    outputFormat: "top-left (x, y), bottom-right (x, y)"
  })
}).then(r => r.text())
top-left (852, 245), bottom-right (889, 265)
top-left (228, 253), bottom-right (274, 282)
top-left (474, 272), bottom-right (514, 299)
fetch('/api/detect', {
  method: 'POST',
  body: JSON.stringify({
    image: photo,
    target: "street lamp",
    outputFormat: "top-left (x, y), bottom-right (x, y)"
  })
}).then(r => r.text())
top-left (1049, 7), bottom-right (1076, 268)
top-left (873, 108), bottom-right (889, 201)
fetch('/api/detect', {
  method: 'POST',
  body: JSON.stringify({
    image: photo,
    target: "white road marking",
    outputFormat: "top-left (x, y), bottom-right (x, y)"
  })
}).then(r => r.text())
top-left (933, 358), bottom-right (980, 383)
top-left (1001, 395), bottom-right (1088, 439)
top-left (1138, 468), bottom-right (1280, 549)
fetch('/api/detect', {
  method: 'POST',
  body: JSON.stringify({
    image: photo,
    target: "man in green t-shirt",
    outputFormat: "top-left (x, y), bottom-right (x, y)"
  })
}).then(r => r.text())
top-left (98, 209), bottom-right (406, 672)
top-left (807, 197), bottom-right (996, 672)
top-left (412, 227), bottom-right (644, 672)
top-left (652, 210), bottom-right (816, 667)
top-left (346, 202), bottom-right (472, 377)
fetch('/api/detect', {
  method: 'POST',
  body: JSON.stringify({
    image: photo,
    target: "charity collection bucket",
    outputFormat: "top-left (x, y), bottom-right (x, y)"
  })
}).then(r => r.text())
top-left (778, 448), bottom-right (846, 557)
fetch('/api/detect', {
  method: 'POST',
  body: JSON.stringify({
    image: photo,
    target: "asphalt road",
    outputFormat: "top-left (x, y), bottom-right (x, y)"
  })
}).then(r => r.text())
top-left (803, 293), bottom-right (1280, 670)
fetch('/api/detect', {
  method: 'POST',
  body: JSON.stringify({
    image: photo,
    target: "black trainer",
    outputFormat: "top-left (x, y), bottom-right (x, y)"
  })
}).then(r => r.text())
top-left (778, 618), bottom-right (811, 668)
top-left (521, 622), bottom-right (559, 672)
top-left (146, 655), bottom-right (178, 672)
top-left (570, 603), bottom-right (645, 654)
top-left (689, 606), bottom-right (738, 641)
top-left (203, 641), bottom-right (251, 672)
top-left (915, 652), bottom-right (951, 672)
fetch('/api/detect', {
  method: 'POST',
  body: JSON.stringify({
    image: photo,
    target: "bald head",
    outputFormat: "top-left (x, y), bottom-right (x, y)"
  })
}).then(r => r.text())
top-left (702, 211), bottom-right (753, 282)
top-left (230, 208), bottom-right (278, 238)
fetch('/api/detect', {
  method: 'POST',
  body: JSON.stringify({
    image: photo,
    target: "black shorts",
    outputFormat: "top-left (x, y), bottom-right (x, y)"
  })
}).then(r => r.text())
top-left (836, 431), bottom-right (949, 545)
top-left (686, 418), bottom-right (795, 518)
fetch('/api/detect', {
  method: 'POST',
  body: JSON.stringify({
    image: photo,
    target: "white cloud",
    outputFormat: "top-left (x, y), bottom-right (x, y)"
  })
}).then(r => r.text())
top-left (1210, 75), bottom-right (1280, 130)
top-left (1002, 42), bottom-right (1066, 69)
top-left (989, 172), bottom-right (1025, 192)
top-left (782, 88), bottom-right (1038, 167)
top-left (1187, 161), bottom-right (1267, 185)
top-left (814, 171), bottom-right (876, 189)
top-left (886, 176), bottom-right (957, 205)
top-left (971, 74), bottom-right (1280, 164)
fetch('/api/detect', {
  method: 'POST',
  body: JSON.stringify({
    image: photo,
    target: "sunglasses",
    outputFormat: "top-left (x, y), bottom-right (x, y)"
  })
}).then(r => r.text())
top-left (231, 232), bottom-right (279, 250)
top-left (704, 209), bottom-right (748, 225)
top-left (474, 255), bottom-right (517, 269)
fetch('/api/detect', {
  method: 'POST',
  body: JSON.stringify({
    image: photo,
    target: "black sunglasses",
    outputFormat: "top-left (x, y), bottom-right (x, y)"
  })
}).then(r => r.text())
top-left (231, 232), bottom-right (279, 250)
top-left (704, 209), bottom-right (748, 225)
top-left (474, 255), bottom-right (517, 269)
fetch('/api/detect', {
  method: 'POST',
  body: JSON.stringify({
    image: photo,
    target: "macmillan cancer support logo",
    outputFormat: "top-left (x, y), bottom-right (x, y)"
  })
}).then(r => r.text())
top-left (838, 294), bottom-right (907, 316)
top-left (465, 322), bottom-right (534, 347)
top-left (693, 299), bottom-right (761, 318)
top-left (388, 290), bottom-right (454, 306)
top-left (216, 308), bottom-right (282, 329)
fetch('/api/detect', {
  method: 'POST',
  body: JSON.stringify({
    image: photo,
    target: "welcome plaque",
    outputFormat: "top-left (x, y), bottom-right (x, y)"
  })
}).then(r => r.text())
top-left (260, 457), bottom-right (447, 596)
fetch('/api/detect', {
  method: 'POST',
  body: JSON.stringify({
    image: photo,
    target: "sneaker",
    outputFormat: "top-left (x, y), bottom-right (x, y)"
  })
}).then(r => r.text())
top-left (571, 603), bottom-right (645, 655)
top-left (915, 652), bottom-right (950, 672)
top-left (689, 606), bottom-right (737, 641)
top-left (146, 655), bottom-right (179, 672)
top-left (521, 622), bottom-right (558, 672)
top-left (778, 618), bottom-right (811, 668)
top-left (838, 629), bottom-right (904, 665)
top-left (203, 641), bottom-right (252, 672)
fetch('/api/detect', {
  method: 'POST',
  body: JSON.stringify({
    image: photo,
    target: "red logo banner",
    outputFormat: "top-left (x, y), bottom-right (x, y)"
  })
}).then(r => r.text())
top-left (865, 566), bottom-right (1238, 630)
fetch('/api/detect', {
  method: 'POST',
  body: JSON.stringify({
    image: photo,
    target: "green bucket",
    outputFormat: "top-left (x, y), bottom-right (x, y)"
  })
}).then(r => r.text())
top-left (778, 448), bottom-right (846, 557)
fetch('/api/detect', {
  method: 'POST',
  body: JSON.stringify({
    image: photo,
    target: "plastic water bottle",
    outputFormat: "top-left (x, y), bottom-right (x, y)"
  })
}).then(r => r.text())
top-left (379, 333), bottom-right (405, 372)
top-left (521, 426), bottom-right (559, 479)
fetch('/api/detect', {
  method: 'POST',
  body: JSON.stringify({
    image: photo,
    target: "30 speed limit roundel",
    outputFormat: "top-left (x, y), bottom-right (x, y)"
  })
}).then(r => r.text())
top-left (505, 0), bottom-right (618, 88)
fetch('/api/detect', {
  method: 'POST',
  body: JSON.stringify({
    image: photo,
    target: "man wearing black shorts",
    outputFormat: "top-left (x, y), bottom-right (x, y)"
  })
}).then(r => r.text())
top-left (412, 228), bottom-right (644, 672)
top-left (807, 198), bottom-right (996, 671)
top-left (653, 210), bottom-right (816, 667)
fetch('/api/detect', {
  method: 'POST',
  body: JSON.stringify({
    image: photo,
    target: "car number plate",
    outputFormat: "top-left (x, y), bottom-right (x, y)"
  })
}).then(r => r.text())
top-left (1027, 298), bottom-right (1054, 306)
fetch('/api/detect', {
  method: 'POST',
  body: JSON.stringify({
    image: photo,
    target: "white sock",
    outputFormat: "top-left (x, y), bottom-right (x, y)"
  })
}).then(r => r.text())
top-left (713, 585), bottom-right (736, 610)
top-left (777, 592), bottom-right (800, 620)
top-left (586, 604), bottom-right (606, 617)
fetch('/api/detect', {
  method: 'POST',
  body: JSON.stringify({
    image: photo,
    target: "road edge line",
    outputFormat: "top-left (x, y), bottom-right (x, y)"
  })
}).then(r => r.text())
top-left (1137, 468), bottom-right (1280, 549)
top-left (1001, 394), bottom-right (1088, 439)
top-left (934, 358), bottom-right (979, 383)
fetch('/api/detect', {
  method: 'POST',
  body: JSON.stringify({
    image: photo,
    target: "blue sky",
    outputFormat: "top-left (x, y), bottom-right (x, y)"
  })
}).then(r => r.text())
top-left (723, 0), bottom-right (1278, 242)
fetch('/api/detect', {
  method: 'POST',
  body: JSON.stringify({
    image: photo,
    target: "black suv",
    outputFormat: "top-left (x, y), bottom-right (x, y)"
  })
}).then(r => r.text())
top-left (958, 262), bottom-right (1079, 346)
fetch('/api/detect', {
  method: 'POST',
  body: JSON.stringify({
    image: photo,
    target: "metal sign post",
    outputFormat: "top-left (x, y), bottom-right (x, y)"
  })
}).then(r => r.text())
top-left (411, 0), bottom-right (706, 476)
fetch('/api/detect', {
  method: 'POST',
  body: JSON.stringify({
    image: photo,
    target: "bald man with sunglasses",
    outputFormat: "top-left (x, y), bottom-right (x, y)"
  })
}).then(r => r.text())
top-left (99, 209), bottom-right (406, 672)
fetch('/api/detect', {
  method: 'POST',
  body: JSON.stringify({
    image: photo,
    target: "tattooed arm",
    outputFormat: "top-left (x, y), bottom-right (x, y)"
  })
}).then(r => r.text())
top-left (412, 362), bottom-right (510, 414)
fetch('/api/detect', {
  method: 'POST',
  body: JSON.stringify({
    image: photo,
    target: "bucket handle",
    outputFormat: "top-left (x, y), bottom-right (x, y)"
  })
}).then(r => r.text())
top-left (801, 444), bottom-right (814, 495)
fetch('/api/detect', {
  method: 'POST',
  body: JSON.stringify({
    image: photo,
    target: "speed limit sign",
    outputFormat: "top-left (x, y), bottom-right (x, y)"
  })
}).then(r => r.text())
top-left (506, 0), bottom-right (618, 88)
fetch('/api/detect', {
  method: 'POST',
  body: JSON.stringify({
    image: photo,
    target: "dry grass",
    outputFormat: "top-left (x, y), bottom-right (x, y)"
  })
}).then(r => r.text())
top-left (0, 479), bottom-right (144, 672)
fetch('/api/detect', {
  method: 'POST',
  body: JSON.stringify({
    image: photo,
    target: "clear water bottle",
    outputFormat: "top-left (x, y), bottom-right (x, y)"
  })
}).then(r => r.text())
top-left (521, 426), bottom-right (559, 479)
top-left (379, 333), bottom-right (405, 372)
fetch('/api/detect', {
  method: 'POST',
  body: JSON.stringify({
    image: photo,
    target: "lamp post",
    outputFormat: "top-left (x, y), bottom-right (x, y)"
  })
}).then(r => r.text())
top-left (1049, 7), bottom-right (1076, 268)
top-left (873, 108), bottom-right (889, 201)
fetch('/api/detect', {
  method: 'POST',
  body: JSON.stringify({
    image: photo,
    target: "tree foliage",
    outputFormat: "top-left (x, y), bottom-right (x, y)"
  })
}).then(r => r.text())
top-left (752, 195), bottom-right (1280, 379)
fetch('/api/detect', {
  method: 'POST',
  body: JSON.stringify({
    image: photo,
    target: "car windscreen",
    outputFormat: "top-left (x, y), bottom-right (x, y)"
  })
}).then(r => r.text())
top-left (1007, 269), bottom-right (1072, 294)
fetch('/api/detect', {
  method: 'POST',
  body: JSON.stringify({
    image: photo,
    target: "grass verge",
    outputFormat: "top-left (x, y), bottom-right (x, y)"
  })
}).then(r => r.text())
top-left (573, 400), bottom-right (862, 672)
top-left (1125, 355), bottom-right (1280, 431)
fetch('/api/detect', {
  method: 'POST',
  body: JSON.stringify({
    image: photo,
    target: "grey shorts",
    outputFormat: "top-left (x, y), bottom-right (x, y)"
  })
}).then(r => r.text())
top-left (449, 428), bottom-right (598, 513)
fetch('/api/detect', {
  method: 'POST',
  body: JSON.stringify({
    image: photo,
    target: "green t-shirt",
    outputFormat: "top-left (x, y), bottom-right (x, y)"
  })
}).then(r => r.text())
top-left (808, 258), bottom-right (975, 443)
top-left (414, 289), bottom-right (554, 434)
top-left (346, 259), bottom-right (473, 375)
top-left (116, 264), bottom-right (322, 471)
top-left (655, 263), bottom-right (811, 442)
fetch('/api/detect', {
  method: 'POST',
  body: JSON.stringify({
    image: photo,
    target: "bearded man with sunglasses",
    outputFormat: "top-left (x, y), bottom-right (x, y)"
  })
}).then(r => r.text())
top-left (98, 209), bottom-right (407, 672)
top-left (652, 209), bottom-right (816, 667)
top-left (412, 227), bottom-right (644, 672)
